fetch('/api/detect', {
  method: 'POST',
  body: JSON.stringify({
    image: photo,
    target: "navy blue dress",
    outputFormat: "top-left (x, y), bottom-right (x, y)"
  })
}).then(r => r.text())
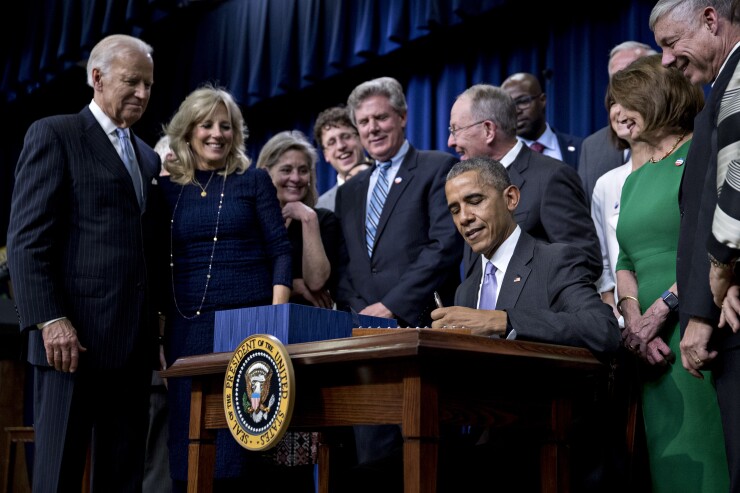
top-left (161, 167), bottom-right (292, 481)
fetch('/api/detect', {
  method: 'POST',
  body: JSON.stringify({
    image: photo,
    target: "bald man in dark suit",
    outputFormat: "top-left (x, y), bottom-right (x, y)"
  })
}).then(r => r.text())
top-left (7, 34), bottom-right (162, 492)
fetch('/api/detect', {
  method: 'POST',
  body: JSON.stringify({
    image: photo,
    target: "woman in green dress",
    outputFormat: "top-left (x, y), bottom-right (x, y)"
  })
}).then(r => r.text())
top-left (613, 55), bottom-right (729, 492)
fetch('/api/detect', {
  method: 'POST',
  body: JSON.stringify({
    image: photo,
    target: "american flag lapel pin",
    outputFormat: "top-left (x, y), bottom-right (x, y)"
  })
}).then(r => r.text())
top-left (513, 275), bottom-right (521, 283)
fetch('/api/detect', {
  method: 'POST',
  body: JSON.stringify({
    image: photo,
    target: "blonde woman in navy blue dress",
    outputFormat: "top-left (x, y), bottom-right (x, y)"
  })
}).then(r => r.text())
top-left (160, 85), bottom-right (292, 492)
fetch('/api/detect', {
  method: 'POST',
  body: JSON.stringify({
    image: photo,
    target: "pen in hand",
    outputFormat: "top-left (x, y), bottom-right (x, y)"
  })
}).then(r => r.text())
top-left (434, 291), bottom-right (444, 309)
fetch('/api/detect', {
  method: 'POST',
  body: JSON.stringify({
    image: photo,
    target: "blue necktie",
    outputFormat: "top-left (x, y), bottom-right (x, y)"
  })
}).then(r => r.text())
top-left (115, 128), bottom-right (144, 208)
top-left (366, 161), bottom-right (392, 257)
top-left (479, 261), bottom-right (498, 310)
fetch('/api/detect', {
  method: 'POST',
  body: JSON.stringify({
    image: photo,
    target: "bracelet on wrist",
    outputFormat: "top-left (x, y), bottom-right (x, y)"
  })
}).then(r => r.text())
top-left (617, 295), bottom-right (640, 315)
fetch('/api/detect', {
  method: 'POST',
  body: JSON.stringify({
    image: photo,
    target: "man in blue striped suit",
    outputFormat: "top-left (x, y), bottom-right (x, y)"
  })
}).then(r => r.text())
top-left (7, 34), bottom-right (162, 492)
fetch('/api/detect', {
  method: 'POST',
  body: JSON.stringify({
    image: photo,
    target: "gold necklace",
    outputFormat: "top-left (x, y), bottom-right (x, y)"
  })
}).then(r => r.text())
top-left (648, 131), bottom-right (687, 163)
top-left (192, 171), bottom-right (215, 197)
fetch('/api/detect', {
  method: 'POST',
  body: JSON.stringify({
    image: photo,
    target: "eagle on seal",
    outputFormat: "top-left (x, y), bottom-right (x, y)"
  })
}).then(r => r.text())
top-left (243, 361), bottom-right (273, 414)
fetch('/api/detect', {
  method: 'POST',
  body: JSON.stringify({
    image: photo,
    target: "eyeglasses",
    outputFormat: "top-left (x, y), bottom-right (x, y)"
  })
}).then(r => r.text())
top-left (323, 132), bottom-right (358, 149)
top-left (448, 120), bottom-right (487, 138)
top-left (513, 94), bottom-right (542, 110)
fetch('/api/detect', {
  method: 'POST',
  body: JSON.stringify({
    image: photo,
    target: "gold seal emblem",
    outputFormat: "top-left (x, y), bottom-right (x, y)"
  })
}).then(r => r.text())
top-left (223, 334), bottom-right (295, 451)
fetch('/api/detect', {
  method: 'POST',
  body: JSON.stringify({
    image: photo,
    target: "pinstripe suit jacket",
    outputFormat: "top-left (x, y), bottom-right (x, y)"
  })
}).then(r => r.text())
top-left (455, 231), bottom-right (620, 355)
top-left (7, 106), bottom-right (162, 369)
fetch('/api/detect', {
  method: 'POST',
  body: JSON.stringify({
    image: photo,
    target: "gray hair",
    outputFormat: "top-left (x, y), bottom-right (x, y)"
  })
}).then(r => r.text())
top-left (447, 156), bottom-right (511, 192)
top-left (256, 130), bottom-right (319, 207)
top-left (649, 0), bottom-right (733, 30)
top-left (347, 77), bottom-right (407, 125)
top-left (86, 34), bottom-right (153, 87)
top-left (456, 84), bottom-right (518, 137)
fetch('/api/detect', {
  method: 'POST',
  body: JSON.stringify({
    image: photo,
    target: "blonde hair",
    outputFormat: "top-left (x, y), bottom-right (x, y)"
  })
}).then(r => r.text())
top-left (164, 84), bottom-right (250, 185)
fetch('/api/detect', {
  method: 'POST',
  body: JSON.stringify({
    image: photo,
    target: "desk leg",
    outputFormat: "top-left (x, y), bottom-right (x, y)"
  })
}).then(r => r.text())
top-left (402, 373), bottom-right (438, 493)
top-left (188, 379), bottom-right (216, 493)
top-left (540, 397), bottom-right (571, 493)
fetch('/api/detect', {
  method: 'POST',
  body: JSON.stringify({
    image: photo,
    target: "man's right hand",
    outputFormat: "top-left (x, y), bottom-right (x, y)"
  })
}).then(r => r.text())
top-left (41, 318), bottom-right (87, 373)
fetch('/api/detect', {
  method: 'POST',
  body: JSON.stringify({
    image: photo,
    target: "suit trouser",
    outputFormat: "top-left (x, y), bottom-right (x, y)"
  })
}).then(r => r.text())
top-left (32, 363), bottom-right (150, 493)
top-left (716, 343), bottom-right (740, 493)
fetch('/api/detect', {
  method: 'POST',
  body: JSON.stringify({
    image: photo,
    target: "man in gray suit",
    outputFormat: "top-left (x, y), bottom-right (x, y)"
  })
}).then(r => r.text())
top-left (578, 41), bottom-right (657, 206)
top-left (7, 34), bottom-right (161, 492)
top-left (432, 157), bottom-right (620, 354)
top-left (448, 83), bottom-right (601, 282)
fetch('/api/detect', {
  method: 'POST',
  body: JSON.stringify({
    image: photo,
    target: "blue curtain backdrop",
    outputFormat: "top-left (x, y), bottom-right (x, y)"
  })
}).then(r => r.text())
top-left (1, 0), bottom-right (658, 242)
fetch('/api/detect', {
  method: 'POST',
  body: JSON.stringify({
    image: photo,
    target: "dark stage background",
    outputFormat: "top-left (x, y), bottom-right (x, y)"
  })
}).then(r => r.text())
top-left (0, 0), bottom-right (660, 245)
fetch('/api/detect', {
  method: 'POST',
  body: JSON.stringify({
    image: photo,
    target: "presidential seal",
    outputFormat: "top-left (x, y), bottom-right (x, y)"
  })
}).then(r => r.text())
top-left (223, 334), bottom-right (295, 451)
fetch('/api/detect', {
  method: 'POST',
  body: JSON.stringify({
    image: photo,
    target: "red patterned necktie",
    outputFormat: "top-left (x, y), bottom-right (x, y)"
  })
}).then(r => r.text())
top-left (530, 141), bottom-right (545, 153)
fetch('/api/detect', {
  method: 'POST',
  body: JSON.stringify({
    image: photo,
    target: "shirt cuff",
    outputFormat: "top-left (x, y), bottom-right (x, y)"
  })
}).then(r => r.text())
top-left (37, 317), bottom-right (66, 330)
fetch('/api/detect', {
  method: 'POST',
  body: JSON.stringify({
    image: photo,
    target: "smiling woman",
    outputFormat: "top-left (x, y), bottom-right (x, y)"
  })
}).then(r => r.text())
top-left (256, 130), bottom-right (346, 309)
top-left (157, 84), bottom-right (296, 492)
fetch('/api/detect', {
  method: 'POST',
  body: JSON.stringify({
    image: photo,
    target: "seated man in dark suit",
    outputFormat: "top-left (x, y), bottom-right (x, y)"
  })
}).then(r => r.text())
top-left (501, 72), bottom-right (583, 169)
top-left (432, 156), bottom-right (620, 354)
top-left (431, 156), bottom-right (622, 491)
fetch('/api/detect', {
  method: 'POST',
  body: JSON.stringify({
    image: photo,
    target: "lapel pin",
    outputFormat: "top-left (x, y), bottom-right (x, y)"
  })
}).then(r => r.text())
top-left (567, 145), bottom-right (576, 152)
top-left (513, 275), bottom-right (521, 283)
top-left (151, 178), bottom-right (158, 185)
top-left (675, 158), bottom-right (684, 166)
top-left (394, 177), bottom-right (402, 184)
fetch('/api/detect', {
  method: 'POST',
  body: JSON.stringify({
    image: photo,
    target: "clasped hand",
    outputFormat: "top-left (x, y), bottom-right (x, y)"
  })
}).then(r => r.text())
top-left (623, 298), bottom-right (671, 365)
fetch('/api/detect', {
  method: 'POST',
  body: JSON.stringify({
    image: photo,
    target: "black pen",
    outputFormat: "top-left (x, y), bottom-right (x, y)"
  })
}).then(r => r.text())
top-left (434, 291), bottom-right (443, 308)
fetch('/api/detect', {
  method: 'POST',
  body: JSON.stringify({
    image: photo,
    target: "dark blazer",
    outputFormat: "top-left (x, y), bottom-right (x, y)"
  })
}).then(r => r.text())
top-left (335, 144), bottom-right (463, 326)
top-left (578, 126), bottom-right (625, 208)
top-left (679, 48), bottom-right (740, 352)
top-left (7, 106), bottom-right (162, 369)
top-left (456, 231), bottom-right (620, 355)
top-left (462, 145), bottom-right (601, 282)
top-left (554, 128), bottom-right (584, 170)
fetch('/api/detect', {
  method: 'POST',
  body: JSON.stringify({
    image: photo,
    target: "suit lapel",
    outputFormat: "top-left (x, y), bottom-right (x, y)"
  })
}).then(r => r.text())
top-left (495, 232), bottom-right (534, 310)
top-left (507, 146), bottom-right (529, 189)
top-left (79, 108), bottom-right (141, 205)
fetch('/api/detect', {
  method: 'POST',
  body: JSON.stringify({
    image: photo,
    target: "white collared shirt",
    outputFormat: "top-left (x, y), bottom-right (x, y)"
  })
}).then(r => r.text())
top-left (477, 226), bottom-right (521, 340)
top-left (519, 123), bottom-right (562, 161)
top-left (89, 99), bottom-right (129, 159)
top-left (499, 140), bottom-right (524, 169)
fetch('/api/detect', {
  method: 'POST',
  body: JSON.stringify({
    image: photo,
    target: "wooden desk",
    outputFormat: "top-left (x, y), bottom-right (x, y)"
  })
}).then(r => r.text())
top-left (162, 329), bottom-right (608, 493)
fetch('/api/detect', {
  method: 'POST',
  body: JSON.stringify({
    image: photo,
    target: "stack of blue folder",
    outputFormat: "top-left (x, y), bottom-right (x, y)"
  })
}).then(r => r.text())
top-left (214, 303), bottom-right (397, 353)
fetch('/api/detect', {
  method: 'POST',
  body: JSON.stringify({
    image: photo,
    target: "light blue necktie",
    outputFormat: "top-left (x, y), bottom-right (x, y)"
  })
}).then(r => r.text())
top-left (115, 128), bottom-right (144, 208)
top-left (479, 261), bottom-right (498, 310)
top-left (365, 161), bottom-right (392, 257)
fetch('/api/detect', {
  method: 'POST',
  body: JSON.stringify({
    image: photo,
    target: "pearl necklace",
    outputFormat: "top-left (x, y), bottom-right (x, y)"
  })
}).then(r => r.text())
top-left (192, 170), bottom-right (215, 197)
top-left (648, 131), bottom-right (687, 163)
top-left (170, 171), bottom-right (227, 319)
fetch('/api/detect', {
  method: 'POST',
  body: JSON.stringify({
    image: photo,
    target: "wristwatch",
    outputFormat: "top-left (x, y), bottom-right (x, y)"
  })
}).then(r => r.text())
top-left (661, 290), bottom-right (679, 312)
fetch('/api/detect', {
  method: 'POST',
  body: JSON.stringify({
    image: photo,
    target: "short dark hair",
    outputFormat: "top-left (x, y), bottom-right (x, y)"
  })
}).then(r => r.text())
top-left (447, 157), bottom-right (511, 192)
top-left (313, 105), bottom-right (356, 147)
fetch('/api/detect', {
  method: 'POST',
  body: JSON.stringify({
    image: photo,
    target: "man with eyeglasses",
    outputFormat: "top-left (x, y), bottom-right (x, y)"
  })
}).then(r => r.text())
top-left (313, 105), bottom-right (372, 211)
top-left (448, 83), bottom-right (601, 283)
top-left (502, 72), bottom-right (583, 170)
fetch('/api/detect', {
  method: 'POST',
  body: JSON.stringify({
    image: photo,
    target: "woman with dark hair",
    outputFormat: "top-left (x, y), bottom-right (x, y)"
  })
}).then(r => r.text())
top-left (613, 55), bottom-right (729, 491)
